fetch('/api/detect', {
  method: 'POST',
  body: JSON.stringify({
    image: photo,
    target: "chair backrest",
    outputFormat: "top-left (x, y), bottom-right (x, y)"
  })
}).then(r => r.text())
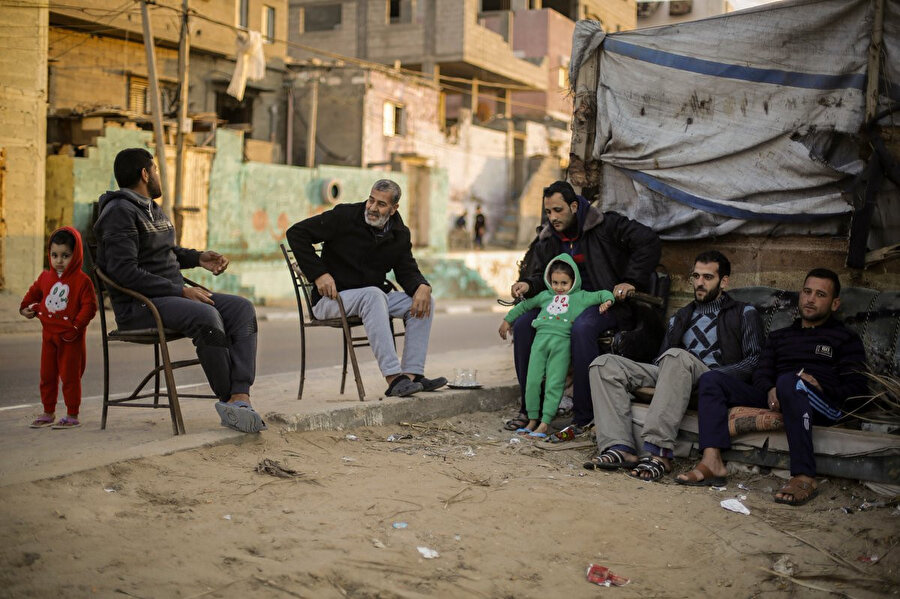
top-left (280, 243), bottom-right (317, 323)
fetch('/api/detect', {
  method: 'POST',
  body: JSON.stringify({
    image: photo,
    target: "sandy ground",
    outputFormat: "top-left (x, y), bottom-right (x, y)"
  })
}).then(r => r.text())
top-left (1, 410), bottom-right (897, 599)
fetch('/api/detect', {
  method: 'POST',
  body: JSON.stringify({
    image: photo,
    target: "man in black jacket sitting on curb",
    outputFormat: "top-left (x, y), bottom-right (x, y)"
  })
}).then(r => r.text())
top-left (286, 179), bottom-right (446, 398)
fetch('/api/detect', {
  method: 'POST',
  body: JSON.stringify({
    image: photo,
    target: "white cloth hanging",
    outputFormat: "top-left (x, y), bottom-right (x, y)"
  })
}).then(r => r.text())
top-left (227, 30), bottom-right (266, 101)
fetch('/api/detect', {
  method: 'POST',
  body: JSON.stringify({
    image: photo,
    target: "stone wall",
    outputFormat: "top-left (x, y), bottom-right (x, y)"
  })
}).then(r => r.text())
top-left (0, 1), bottom-right (48, 292)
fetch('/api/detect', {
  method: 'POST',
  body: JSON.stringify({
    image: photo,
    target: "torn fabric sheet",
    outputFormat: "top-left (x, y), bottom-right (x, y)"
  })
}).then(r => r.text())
top-left (227, 30), bottom-right (266, 101)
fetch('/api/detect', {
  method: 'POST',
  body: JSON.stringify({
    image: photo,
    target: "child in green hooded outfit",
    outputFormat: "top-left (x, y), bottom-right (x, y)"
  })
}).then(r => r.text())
top-left (499, 253), bottom-right (615, 437)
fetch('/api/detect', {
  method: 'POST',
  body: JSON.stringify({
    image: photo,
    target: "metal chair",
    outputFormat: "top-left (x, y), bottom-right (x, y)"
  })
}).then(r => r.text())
top-left (279, 243), bottom-right (404, 401)
top-left (92, 266), bottom-right (217, 435)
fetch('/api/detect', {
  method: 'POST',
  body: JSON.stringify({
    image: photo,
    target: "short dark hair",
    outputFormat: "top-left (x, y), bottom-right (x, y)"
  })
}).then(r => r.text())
top-left (694, 250), bottom-right (731, 278)
top-left (542, 180), bottom-right (578, 205)
top-left (548, 260), bottom-right (575, 281)
top-left (49, 229), bottom-right (76, 252)
top-left (114, 148), bottom-right (154, 189)
top-left (805, 268), bottom-right (841, 297)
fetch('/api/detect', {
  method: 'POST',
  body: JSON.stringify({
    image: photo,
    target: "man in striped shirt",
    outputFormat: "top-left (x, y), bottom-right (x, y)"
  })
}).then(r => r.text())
top-left (678, 269), bottom-right (869, 506)
top-left (585, 251), bottom-right (764, 482)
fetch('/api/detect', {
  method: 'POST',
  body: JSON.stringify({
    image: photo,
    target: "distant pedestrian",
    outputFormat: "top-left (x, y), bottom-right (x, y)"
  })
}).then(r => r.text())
top-left (474, 206), bottom-right (486, 249)
top-left (20, 227), bottom-right (97, 429)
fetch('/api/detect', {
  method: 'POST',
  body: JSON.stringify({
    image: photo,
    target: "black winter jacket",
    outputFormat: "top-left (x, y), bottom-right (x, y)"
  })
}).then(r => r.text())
top-left (286, 202), bottom-right (429, 306)
top-left (93, 189), bottom-right (200, 307)
top-left (520, 201), bottom-right (660, 324)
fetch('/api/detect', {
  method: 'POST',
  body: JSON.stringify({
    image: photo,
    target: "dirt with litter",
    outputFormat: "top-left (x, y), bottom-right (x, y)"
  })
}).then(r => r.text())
top-left (1, 411), bottom-right (897, 598)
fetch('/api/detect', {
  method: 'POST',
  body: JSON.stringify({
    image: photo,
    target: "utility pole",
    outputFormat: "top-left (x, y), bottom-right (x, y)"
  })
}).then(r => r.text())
top-left (174, 0), bottom-right (190, 240)
top-left (306, 74), bottom-right (319, 168)
top-left (140, 0), bottom-right (171, 216)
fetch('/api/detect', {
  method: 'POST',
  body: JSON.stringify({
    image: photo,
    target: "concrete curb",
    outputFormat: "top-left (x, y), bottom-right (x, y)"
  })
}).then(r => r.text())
top-left (270, 385), bottom-right (519, 432)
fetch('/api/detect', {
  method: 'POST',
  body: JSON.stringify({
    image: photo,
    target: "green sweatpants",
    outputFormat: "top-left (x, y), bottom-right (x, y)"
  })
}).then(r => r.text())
top-left (524, 332), bottom-right (571, 424)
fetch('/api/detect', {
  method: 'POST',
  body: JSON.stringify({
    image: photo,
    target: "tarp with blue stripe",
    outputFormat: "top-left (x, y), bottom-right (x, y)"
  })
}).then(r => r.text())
top-left (570, 0), bottom-right (899, 240)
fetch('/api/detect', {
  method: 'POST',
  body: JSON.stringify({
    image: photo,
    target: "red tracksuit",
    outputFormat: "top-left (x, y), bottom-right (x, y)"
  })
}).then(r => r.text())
top-left (20, 226), bottom-right (97, 416)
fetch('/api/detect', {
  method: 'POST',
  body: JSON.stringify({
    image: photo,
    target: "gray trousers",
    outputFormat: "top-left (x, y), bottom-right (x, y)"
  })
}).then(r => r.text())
top-left (313, 287), bottom-right (433, 377)
top-left (588, 348), bottom-right (708, 454)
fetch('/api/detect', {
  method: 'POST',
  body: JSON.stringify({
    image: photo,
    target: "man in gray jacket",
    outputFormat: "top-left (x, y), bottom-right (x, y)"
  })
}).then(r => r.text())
top-left (94, 148), bottom-right (264, 433)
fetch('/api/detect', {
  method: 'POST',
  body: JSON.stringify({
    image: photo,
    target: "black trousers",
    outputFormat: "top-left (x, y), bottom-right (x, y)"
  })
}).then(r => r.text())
top-left (114, 293), bottom-right (257, 400)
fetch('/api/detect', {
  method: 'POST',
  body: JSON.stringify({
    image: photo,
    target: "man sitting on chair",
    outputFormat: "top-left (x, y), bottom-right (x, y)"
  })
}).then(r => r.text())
top-left (286, 179), bottom-right (447, 397)
top-left (94, 148), bottom-right (264, 433)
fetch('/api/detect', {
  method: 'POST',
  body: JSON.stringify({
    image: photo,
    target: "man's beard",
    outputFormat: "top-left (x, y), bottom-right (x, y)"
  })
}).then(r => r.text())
top-left (364, 211), bottom-right (390, 229)
top-left (147, 177), bottom-right (162, 199)
top-left (695, 281), bottom-right (722, 304)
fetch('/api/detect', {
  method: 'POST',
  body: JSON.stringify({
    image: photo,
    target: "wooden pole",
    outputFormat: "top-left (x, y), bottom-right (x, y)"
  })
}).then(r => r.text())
top-left (286, 81), bottom-right (294, 164)
top-left (305, 75), bottom-right (318, 168)
top-left (174, 0), bottom-right (190, 239)
top-left (864, 0), bottom-right (885, 123)
top-left (140, 0), bottom-right (171, 216)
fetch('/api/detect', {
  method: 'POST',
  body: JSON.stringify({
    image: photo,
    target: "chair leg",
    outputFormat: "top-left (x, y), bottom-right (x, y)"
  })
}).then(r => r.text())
top-left (101, 336), bottom-right (110, 430)
top-left (158, 340), bottom-right (185, 435)
top-left (153, 343), bottom-right (161, 407)
top-left (340, 336), bottom-right (348, 394)
top-left (297, 323), bottom-right (306, 400)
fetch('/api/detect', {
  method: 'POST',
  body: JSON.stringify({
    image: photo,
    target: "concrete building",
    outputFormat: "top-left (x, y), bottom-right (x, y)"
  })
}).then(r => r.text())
top-left (0, 1), bottom-right (48, 294)
top-left (636, 0), bottom-right (727, 27)
top-left (286, 1), bottom-right (613, 246)
top-left (46, 0), bottom-right (291, 160)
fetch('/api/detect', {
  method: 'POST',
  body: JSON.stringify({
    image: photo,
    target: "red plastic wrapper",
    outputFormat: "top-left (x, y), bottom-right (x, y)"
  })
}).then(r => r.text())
top-left (586, 563), bottom-right (630, 587)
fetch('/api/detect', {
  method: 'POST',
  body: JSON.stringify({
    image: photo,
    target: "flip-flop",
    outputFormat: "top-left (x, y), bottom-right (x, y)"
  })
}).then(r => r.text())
top-left (515, 427), bottom-right (533, 436)
top-left (627, 456), bottom-right (671, 482)
top-left (675, 463), bottom-right (727, 487)
top-left (583, 448), bottom-right (638, 471)
top-left (528, 431), bottom-right (548, 438)
top-left (504, 415), bottom-right (529, 431)
top-left (51, 416), bottom-right (81, 429)
top-left (774, 477), bottom-right (818, 506)
top-left (29, 415), bottom-right (55, 428)
top-left (215, 401), bottom-right (267, 433)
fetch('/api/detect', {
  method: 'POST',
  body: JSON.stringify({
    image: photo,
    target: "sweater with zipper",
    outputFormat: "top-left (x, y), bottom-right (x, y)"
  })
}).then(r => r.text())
top-left (93, 188), bottom-right (201, 307)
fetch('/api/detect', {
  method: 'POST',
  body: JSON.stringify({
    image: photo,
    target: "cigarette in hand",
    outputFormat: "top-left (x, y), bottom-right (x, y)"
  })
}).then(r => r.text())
top-left (797, 368), bottom-right (804, 376)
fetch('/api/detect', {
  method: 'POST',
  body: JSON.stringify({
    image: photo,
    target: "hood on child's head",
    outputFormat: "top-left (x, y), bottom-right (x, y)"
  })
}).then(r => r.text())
top-left (543, 252), bottom-right (581, 294)
top-left (47, 225), bottom-right (85, 279)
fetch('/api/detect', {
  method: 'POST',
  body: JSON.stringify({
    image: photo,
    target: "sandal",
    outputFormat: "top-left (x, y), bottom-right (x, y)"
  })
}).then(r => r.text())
top-left (583, 448), bottom-right (638, 471)
top-left (51, 416), bottom-right (81, 429)
top-left (29, 414), bottom-right (55, 428)
top-left (675, 463), bottom-right (727, 487)
top-left (627, 456), bottom-right (671, 482)
top-left (774, 476), bottom-right (818, 506)
top-left (503, 414), bottom-right (529, 431)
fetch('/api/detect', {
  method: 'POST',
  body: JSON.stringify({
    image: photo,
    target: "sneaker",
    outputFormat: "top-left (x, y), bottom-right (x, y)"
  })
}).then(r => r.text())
top-left (385, 376), bottom-right (424, 397)
top-left (413, 374), bottom-right (448, 392)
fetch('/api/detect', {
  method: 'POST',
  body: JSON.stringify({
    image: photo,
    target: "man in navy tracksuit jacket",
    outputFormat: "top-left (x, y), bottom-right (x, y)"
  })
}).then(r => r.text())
top-left (677, 269), bottom-right (868, 506)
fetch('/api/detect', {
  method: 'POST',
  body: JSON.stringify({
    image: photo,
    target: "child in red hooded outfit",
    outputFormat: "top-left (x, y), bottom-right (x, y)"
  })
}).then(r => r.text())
top-left (20, 227), bottom-right (97, 429)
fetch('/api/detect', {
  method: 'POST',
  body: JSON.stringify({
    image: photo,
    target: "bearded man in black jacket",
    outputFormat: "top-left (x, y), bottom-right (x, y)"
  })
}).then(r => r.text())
top-left (506, 181), bottom-right (661, 434)
top-left (286, 180), bottom-right (446, 398)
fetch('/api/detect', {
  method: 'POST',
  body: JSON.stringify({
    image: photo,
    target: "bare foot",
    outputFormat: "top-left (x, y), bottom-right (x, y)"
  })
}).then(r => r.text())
top-left (533, 422), bottom-right (549, 435)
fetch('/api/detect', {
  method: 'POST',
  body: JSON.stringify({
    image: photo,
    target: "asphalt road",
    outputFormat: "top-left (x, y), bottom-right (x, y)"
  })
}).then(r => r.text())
top-left (0, 310), bottom-right (504, 409)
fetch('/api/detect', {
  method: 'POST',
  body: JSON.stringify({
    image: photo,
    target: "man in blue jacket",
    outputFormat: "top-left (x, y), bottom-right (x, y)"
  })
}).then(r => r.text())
top-left (94, 148), bottom-right (264, 433)
top-left (287, 180), bottom-right (446, 398)
top-left (677, 269), bottom-right (869, 506)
